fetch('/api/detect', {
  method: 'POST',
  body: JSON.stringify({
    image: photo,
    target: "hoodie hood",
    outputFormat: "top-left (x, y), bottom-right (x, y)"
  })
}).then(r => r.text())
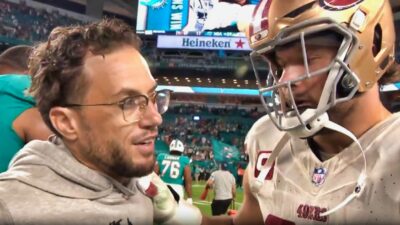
top-left (0, 137), bottom-right (137, 199)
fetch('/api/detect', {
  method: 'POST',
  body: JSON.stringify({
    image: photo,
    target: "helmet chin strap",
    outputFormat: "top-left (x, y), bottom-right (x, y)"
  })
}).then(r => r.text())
top-left (252, 133), bottom-right (290, 193)
top-left (254, 112), bottom-right (367, 217)
top-left (319, 119), bottom-right (367, 216)
top-left (282, 109), bottom-right (330, 138)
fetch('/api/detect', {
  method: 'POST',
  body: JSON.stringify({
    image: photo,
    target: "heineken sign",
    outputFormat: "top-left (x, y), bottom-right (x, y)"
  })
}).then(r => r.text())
top-left (157, 35), bottom-right (251, 51)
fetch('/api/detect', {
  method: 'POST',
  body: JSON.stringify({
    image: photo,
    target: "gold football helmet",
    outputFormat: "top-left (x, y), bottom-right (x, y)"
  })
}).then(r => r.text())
top-left (247, 0), bottom-right (396, 137)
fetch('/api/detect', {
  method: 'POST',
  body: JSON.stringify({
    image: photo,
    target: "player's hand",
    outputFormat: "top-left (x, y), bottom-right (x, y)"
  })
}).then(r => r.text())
top-left (137, 173), bottom-right (202, 225)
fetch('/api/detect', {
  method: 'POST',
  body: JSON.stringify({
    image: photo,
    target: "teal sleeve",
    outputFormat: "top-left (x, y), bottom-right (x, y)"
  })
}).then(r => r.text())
top-left (0, 75), bottom-right (36, 172)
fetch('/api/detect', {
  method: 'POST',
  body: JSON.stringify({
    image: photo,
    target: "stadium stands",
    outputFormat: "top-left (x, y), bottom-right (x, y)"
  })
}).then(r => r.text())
top-left (0, 0), bottom-right (86, 43)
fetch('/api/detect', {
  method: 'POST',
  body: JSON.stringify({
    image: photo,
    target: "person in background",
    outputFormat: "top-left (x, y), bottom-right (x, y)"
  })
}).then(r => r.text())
top-left (155, 139), bottom-right (193, 204)
top-left (0, 45), bottom-right (30, 75)
top-left (0, 45), bottom-right (52, 172)
top-left (204, 162), bottom-right (236, 216)
top-left (194, 165), bottom-right (201, 183)
top-left (0, 19), bottom-right (201, 225)
top-left (236, 164), bottom-right (244, 189)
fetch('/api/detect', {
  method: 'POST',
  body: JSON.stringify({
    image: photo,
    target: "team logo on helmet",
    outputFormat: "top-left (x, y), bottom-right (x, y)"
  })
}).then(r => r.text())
top-left (319, 0), bottom-right (364, 11)
top-left (249, 0), bottom-right (273, 43)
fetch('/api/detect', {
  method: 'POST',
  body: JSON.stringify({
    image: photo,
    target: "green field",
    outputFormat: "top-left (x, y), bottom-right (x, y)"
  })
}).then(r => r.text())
top-left (191, 181), bottom-right (243, 216)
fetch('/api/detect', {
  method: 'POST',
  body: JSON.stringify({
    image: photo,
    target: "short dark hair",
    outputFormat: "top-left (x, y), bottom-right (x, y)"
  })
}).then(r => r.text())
top-left (0, 45), bottom-right (32, 71)
top-left (28, 18), bottom-right (142, 136)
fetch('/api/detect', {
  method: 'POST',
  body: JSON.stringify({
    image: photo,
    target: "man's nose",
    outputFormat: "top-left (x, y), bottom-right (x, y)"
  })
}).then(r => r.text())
top-left (139, 101), bottom-right (162, 128)
top-left (278, 65), bottom-right (305, 83)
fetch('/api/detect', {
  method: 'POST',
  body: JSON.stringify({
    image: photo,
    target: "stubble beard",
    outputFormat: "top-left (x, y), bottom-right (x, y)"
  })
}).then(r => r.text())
top-left (82, 128), bottom-right (155, 179)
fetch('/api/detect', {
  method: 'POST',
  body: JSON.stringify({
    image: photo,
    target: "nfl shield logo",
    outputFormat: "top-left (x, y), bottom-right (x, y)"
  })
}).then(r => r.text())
top-left (312, 167), bottom-right (328, 186)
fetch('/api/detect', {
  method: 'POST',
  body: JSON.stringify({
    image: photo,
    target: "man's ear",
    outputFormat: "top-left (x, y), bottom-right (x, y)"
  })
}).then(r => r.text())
top-left (49, 107), bottom-right (80, 141)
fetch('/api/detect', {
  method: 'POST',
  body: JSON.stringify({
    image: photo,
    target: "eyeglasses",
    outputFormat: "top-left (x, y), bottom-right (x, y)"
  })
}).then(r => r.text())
top-left (63, 89), bottom-right (172, 123)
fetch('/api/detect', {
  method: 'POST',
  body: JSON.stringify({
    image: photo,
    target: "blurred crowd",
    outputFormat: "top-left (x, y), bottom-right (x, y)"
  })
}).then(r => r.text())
top-left (159, 104), bottom-right (261, 157)
top-left (0, 0), bottom-right (82, 42)
top-left (157, 103), bottom-right (258, 183)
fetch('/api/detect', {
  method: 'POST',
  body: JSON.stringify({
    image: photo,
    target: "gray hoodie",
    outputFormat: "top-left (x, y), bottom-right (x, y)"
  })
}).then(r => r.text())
top-left (0, 137), bottom-right (153, 225)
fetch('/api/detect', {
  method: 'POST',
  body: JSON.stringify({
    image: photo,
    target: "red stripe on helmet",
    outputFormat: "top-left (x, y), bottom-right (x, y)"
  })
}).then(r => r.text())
top-left (260, 0), bottom-right (273, 30)
top-left (249, 0), bottom-right (273, 37)
top-left (323, 0), bottom-right (362, 7)
top-left (252, 0), bottom-right (263, 17)
top-left (320, 0), bottom-right (364, 10)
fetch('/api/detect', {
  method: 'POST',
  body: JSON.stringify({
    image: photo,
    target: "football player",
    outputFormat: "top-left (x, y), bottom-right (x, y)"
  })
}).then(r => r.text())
top-left (139, 1), bottom-right (400, 225)
top-left (234, 0), bottom-right (400, 224)
top-left (155, 139), bottom-right (193, 204)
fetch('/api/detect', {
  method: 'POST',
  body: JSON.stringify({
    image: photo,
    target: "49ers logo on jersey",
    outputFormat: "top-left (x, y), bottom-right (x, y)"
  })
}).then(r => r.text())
top-left (319, 0), bottom-right (364, 10)
top-left (254, 151), bottom-right (275, 180)
top-left (297, 204), bottom-right (328, 222)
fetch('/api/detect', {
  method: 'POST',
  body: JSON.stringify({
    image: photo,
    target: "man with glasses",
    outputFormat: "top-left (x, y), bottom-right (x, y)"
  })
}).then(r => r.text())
top-left (0, 19), bottom-right (200, 225)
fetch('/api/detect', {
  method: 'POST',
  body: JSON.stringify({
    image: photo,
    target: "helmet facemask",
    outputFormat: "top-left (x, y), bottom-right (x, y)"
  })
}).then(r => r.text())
top-left (250, 18), bottom-right (361, 138)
